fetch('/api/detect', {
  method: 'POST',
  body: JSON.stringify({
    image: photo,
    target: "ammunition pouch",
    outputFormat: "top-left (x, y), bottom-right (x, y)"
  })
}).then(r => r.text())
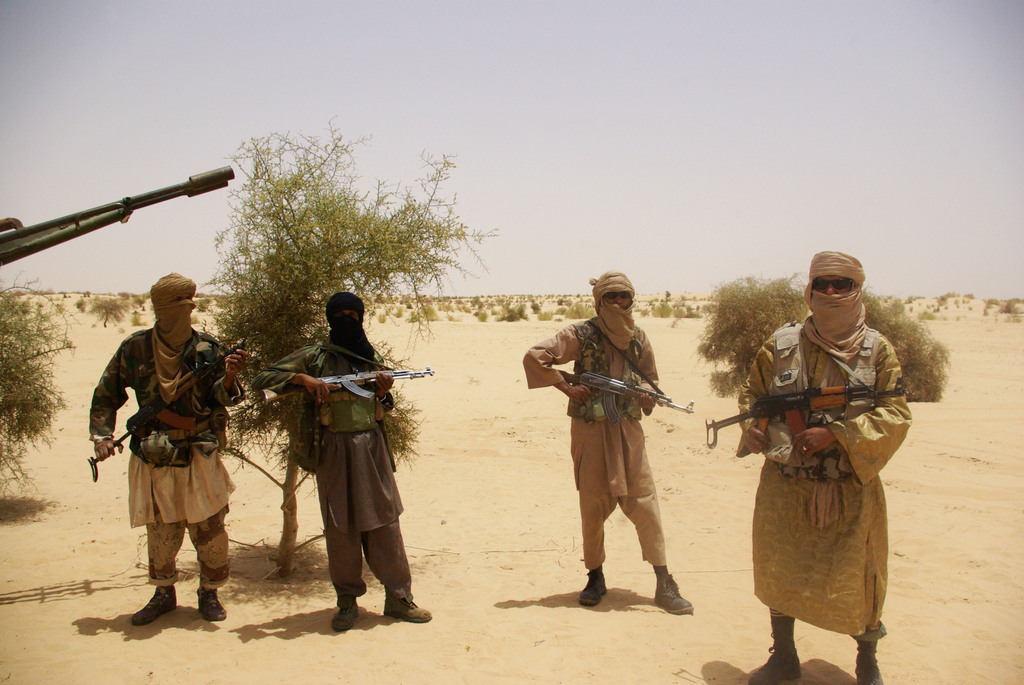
top-left (139, 431), bottom-right (191, 468)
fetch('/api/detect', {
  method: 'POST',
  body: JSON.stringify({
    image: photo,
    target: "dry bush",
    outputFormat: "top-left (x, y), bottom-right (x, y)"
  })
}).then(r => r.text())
top-left (698, 276), bottom-right (950, 401)
top-left (864, 294), bottom-right (950, 402)
top-left (697, 276), bottom-right (807, 397)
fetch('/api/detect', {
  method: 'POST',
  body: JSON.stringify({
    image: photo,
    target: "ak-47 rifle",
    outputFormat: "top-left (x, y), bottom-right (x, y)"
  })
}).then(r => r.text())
top-left (559, 370), bottom-right (695, 414)
top-left (261, 367), bottom-right (435, 402)
top-left (705, 377), bottom-right (908, 449)
top-left (88, 338), bottom-right (247, 482)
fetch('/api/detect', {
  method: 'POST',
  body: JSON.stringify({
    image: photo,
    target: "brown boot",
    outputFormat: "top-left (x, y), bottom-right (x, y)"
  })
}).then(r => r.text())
top-left (383, 590), bottom-right (432, 623)
top-left (855, 640), bottom-right (884, 685)
top-left (197, 587), bottom-right (226, 622)
top-left (749, 613), bottom-right (800, 684)
top-left (331, 594), bottom-right (359, 632)
top-left (131, 585), bottom-right (176, 626)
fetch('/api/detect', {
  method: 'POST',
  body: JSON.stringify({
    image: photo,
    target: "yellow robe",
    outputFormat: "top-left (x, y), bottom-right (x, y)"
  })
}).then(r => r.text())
top-left (738, 331), bottom-right (911, 635)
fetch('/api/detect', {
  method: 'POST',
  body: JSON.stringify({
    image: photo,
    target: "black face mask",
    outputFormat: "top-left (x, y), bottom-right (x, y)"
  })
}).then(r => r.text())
top-left (329, 315), bottom-right (375, 362)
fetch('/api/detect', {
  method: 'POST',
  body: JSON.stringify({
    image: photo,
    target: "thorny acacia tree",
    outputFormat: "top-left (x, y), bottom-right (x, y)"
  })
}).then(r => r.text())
top-left (0, 284), bottom-right (74, 490)
top-left (211, 126), bottom-right (489, 576)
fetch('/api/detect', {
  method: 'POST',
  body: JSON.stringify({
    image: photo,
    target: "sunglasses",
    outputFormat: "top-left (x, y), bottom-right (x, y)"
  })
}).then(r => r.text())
top-left (811, 277), bottom-right (857, 293)
top-left (602, 291), bottom-right (633, 302)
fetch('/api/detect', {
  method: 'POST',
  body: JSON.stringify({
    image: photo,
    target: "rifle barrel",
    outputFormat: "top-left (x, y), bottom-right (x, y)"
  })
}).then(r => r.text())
top-left (1, 166), bottom-right (234, 266)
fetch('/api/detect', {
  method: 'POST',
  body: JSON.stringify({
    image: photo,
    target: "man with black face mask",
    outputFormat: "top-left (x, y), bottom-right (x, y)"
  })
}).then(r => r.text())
top-left (253, 292), bottom-right (431, 631)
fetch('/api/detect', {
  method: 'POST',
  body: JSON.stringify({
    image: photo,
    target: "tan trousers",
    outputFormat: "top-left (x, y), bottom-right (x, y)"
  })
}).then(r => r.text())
top-left (579, 490), bottom-right (667, 570)
top-left (146, 507), bottom-right (229, 589)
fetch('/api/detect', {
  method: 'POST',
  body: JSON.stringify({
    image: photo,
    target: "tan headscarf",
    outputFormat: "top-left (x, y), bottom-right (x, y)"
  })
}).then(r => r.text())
top-left (150, 273), bottom-right (197, 404)
top-left (590, 270), bottom-right (635, 350)
top-left (803, 251), bottom-right (867, 366)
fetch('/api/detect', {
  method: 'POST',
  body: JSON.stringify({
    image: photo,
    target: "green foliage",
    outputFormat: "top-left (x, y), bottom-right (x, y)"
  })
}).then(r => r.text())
top-left (697, 277), bottom-right (807, 397)
top-left (1001, 298), bottom-right (1022, 314)
top-left (0, 286), bottom-right (74, 490)
top-left (130, 311), bottom-right (144, 327)
top-left (211, 124), bottom-right (489, 469)
top-left (89, 296), bottom-right (130, 328)
top-left (651, 301), bottom-right (673, 318)
top-left (863, 294), bottom-right (950, 402)
top-left (537, 311), bottom-right (554, 321)
top-left (475, 309), bottom-right (488, 322)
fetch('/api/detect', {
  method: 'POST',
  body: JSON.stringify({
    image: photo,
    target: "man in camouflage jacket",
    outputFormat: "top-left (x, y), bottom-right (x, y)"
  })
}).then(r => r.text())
top-left (90, 274), bottom-right (247, 626)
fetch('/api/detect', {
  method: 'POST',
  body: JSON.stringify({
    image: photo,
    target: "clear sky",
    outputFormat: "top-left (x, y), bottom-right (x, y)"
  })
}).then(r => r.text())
top-left (2, 1), bottom-right (1022, 299)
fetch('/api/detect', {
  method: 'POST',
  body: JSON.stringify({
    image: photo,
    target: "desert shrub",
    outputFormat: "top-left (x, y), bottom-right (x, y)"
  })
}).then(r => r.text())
top-left (697, 276), bottom-right (807, 397)
top-left (917, 311), bottom-right (937, 321)
top-left (537, 311), bottom-right (554, 321)
top-left (131, 294), bottom-right (148, 310)
top-left (130, 311), bottom-right (144, 327)
top-left (698, 276), bottom-right (950, 401)
top-left (499, 303), bottom-right (528, 321)
top-left (393, 306), bottom-right (404, 318)
top-left (651, 301), bottom-right (673, 318)
top-left (195, 297), bottom-right (212, 313)
top-left (89, 296), bottom-right (130, 328)
top-left (564, 302), bottom-right (596, 319)
top-left (0, 286), bottom-right (74, 489)
top-left (530, 301), bottom-right (541, 314)
top-left (1001, 298), bottom-right (1022, 314)
top-left (409, 305), bottom-right (439, 323)
top-left (74, 297), bottom-right (86, 312)
top-left (475, 309), bottom-right (488, 322)
top-left (863, 294), bottom-right (949, 402)
top-left (555, 306), bottom-right (567, 316)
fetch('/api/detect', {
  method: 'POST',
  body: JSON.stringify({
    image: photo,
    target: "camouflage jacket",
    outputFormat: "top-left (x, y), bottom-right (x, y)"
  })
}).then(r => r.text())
top-left (89, 328), bottom-right (244, 456)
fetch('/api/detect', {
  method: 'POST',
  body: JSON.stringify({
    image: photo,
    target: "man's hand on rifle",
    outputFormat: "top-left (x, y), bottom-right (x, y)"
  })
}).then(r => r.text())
top-left (744, 425), bottom-right (770, 454)
top-left (375, 371), bottom-right (394, 397)
top-left (223, 348), bottom-right (248, 391)
top-left (91, 435), bottom-right (123, 462)
top-left (556, 380), bottom-right (591, 404)
top-left (792, 426), bottom-right (837, 457)
top-left (638, 392), bottom-right (656, 412)
top-left (292, 374), bottom-right (341, 403)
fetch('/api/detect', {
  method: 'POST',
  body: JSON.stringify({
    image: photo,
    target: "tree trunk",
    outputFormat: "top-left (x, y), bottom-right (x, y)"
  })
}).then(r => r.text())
top-left (275, 459), bottom-right (301, 577)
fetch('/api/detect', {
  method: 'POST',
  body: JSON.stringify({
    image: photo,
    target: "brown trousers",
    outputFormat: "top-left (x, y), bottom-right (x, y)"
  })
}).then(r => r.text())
top-left (325, 516), bottom-right (413, 599)
top-left (146, 507), bottom-right (229, 589)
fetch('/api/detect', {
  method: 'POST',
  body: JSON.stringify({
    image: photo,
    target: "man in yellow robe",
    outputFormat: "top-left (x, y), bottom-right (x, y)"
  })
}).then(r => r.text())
top-left (524, 271), bottom-right (692, 615)
top-left (739, 252), bottom-right (911, 685)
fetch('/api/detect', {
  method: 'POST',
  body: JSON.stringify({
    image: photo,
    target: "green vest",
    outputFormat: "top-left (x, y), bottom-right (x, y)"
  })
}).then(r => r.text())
top-left (292, 343), bottom-right (384, 472)
top-left (566, 318), bottom-right (644, 422)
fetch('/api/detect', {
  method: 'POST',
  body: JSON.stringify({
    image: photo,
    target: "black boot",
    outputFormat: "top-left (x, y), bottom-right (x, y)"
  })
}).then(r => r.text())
top-left (856, 640), bottom-right (884, 685)
top-left (131, 585), bottom-right (177, 626)
top-left (578, 566), bottom-right (606, 607)
top-left (653, 566), bottom-right (694, 615)
top-left (749, 613), bottom-right (800, 685)
top-left (197, 587), bottom-right (226, 622)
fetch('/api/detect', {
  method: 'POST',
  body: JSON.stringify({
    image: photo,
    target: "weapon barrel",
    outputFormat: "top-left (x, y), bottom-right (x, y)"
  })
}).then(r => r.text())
top-left (0, 166), bottom-right (234, 266)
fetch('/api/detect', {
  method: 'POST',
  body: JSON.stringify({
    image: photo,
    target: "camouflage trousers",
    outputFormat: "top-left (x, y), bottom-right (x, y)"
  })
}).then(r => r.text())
top-left (146, 507), bottom-right (229, 589)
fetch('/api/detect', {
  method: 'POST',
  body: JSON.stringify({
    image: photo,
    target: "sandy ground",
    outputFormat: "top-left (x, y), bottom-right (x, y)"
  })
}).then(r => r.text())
top-left (1, 297), bottom-right (1022, 684)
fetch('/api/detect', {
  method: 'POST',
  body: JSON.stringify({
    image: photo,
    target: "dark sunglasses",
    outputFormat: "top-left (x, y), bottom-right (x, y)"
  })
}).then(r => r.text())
top-left (602, 291), bottom-right (633, 302)
top-left (811, 277), bottom-right (857, 293)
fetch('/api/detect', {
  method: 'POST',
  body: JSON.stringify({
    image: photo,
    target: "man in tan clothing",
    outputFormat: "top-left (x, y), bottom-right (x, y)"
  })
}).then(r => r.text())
top-left (90, 274), bottom-right (247, 626)
top-left (739, 252), bottom-right (911, 685)
top-left (523, 271), bottom-right (692, 615)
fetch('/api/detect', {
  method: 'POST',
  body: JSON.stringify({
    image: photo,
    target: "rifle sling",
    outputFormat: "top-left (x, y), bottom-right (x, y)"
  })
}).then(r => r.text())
top-left (590, 323), bottom-right (666, 396)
